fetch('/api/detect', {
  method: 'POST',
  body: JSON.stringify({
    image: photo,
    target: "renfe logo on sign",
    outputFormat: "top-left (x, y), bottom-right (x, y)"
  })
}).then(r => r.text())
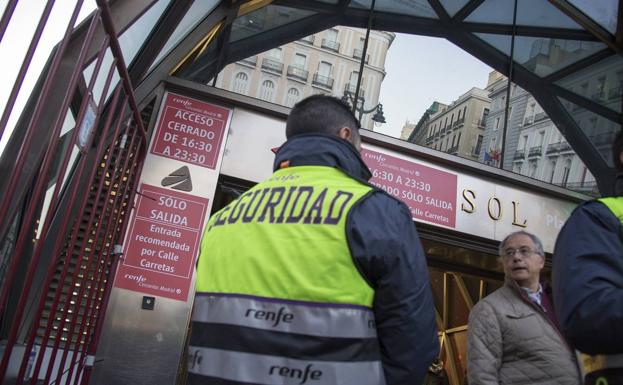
top-left (150, 93), bottom-right (228, 169)
top-left (116, 184), bottom-right (209, 301)
top-left (362, 149), bottom-right (458, 228)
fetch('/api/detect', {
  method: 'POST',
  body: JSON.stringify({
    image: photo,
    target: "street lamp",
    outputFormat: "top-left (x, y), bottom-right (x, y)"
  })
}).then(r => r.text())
top-left (341, 91), bottom-right (386, 125)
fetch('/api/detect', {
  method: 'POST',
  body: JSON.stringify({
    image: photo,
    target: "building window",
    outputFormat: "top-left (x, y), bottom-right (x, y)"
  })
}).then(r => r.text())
top-left (548, 160), bottom-right (557, 183)
top-left (327, 29), bottom-right (338, 42)
top-left (268, 48), bottom-right (282, 60)
top-left (474, 135), bottom-right (483, 155)
top-left (259, 79), bottom-right (275, 102)
top-left (285, 87), bottom-right (300, 107)
top-left (233, 72), bottom-right (249, 94)
top-left (529, 162), bottom-right (537, 178)
top-left (318, 61), bottom-right (332, 77)
top-left (494, 117), bottom-right (501, 130)
top-left (596, 77), bottom-right (606, 99)
top-left (562, 159), bottom-right (572, 186)
top-left (294, 53), bottom-right (306, 68)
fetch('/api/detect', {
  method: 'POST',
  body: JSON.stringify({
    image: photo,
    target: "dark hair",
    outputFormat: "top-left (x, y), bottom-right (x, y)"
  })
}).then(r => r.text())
top-left (613, 130), bottom-right (623, 171)
top-left (286, 95), bottom-right (361, 139)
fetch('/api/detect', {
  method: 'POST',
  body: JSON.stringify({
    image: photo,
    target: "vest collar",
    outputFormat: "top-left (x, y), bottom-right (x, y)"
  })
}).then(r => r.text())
top-left (273, 134), bottom-right (373, 182)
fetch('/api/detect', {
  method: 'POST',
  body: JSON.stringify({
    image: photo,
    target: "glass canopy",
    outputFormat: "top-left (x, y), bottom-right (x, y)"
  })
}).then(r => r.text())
top-left (154, 0), bottom-right (620, 193)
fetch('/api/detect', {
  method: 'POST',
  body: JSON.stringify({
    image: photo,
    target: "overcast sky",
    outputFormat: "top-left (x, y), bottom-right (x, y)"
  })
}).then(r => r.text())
top-left (375, 33), bottom-right (494, 138)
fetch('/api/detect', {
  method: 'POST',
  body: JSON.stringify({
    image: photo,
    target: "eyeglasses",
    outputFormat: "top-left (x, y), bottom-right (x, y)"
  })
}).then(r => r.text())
top-left (502, 247), bottom-right (538, 258)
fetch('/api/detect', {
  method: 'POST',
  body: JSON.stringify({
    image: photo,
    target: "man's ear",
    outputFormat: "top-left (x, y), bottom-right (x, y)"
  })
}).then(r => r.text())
top-left (338, 126), bottom-right (353, 141)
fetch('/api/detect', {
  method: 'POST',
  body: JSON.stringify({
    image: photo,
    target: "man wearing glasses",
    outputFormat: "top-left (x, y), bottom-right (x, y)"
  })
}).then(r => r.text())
top-left (467, 231), bottom-right (581, 385)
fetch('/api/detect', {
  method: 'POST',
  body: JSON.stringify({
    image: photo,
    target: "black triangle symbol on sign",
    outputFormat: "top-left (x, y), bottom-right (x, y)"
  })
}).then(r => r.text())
top-left (161, 165), bottom-right (193, 192)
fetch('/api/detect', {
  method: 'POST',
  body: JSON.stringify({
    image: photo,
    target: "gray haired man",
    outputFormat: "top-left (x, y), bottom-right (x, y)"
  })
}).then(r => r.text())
top-left (467, 231), bottom-right (581, 385)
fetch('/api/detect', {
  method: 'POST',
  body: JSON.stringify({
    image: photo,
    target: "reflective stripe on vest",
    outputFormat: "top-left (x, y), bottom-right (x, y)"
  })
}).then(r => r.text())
top-left (187, 347), bottom-right (386, 385)
top-left (580, 197), bottom-right (623, 373)
top-left (192, 294), bottom-right (377, 339)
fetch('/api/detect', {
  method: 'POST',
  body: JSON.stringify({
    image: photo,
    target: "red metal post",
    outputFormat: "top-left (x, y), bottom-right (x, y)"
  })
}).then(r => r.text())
top-left (0, 0), bottom-right (85, 242)
top-left (95, 0), bottom-right (148, 149)
top-left (0, 0), bottom-right (89, 321)
top-left (0, 0), bottom-right (57, 141)
top-left (49, 100), bottom-right (130, 385)
top-left (17, 84), bottom-right (122, 385)
top-left (79, 136), bottom-right (146, 385)
top-left (70, 131), bottom-right (140, 385)
top-left (0, 0), bottom-right (18, 43)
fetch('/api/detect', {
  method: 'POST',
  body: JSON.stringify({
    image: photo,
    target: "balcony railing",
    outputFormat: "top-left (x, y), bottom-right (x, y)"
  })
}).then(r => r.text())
top-left (352, 49), bottom-right (370, 63)
top-left (299, 35), bottom-right (315, 45)
top-left (287, 65), bottom-right (309, 82)
top-left (560, 142), bottom-right (572, 152)
top-left (534, 112), bottom-right (548, 122)
top-left (563, 181), bottom-right (599, 196)
top-left (440, 127), bottom-right (447, 136)
top-left (312, 73), bottom-right (334, 89)
top-left (546, 142), bottom-right (561, 155)
top-left (261, 57), bottom-right (283, 74)
top-left (434, 132), bottom-right (440, 139)
top-left (514, 150), bottom-right (526, 160)
top-left (523, 117), bottom-right (534, 126)
top-left (426, 136), bottom-right (433, 144)
top-left (448, 145), bottom-right (459, 154)
top-left (344, 83), bottom-right (365, 98)
top-left (609, 86), bottom-right (622, 100)
top-left (528, 146), bottom-right (542, 157)
top-left (591, 131), bottom-right (617, 146)
top-left (591, 91), bottom-right (605, 101)
top-left (239, 56), bottom-right (257, 67)
top-left (321, 38), bottom-right (340, 52)
top-left (452, 118), bottom-right (465, 129)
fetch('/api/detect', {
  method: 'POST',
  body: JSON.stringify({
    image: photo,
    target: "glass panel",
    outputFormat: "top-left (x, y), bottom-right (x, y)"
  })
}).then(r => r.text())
top-left (555, 55), bottom-right (622, 113)
top-left (83, 49), bottom-right (121, 105)
top-left (568, 0), bottom-right (619, 34)
top-left (150, 0), bottom-right (220, 71)
top-left (460, 274), bottom-right (482, 304)
top-left (118, 0), bottom-right (172, 66)
top-left (439, 0), bottom-right (470, 17)
top-left (466, 0), bottom-right (583, 29)
top-left (449, 331), bottom-right (468, 384)
top-left (475, 34), bottom-right (606, 77)
top-left (429, 269), bottom-right (445, 318)
top-left (559, 96), bottom-right (621, 168)
top-left (350, 0), bottom-right (439, 18)
top-left (447, 276), bottom-right (470, 328)
top-left (229, 5), bottom-right (315, 42)
top-left (423, 238), bottom-right (502, 272)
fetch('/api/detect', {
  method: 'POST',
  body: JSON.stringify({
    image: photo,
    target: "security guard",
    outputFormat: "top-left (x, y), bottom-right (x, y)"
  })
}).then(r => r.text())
top-left (189, 95), bottom-right (438, 385)
top-left (553, 131), bottom-right (623, 385)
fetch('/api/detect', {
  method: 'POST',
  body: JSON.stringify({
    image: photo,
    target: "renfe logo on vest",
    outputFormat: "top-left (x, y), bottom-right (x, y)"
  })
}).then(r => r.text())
top-left (246, 307), bottom-right (294, 327)
top-left (269, 364), bottom-right (322, 384)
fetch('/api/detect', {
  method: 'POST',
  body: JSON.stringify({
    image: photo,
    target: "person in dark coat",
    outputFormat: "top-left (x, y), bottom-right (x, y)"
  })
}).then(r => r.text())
top-left (190, 95), bottom-right (438, 385)
top-left (553, 132), bottom-right (623, 385)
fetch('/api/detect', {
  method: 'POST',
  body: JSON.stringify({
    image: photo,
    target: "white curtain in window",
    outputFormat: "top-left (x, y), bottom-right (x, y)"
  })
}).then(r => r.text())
top-left (285, 88), bottom-right (300, 107)
top-left (233, 72), bottom-right (249, 94)
top-left (259, 80), bottom-right (275, 102)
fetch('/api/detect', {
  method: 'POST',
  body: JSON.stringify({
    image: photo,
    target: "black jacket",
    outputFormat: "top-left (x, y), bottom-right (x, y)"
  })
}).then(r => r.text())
top-left (552, 176), bottom-right (623, 355)
top-left (275, 134), bottom-right (439, 385)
